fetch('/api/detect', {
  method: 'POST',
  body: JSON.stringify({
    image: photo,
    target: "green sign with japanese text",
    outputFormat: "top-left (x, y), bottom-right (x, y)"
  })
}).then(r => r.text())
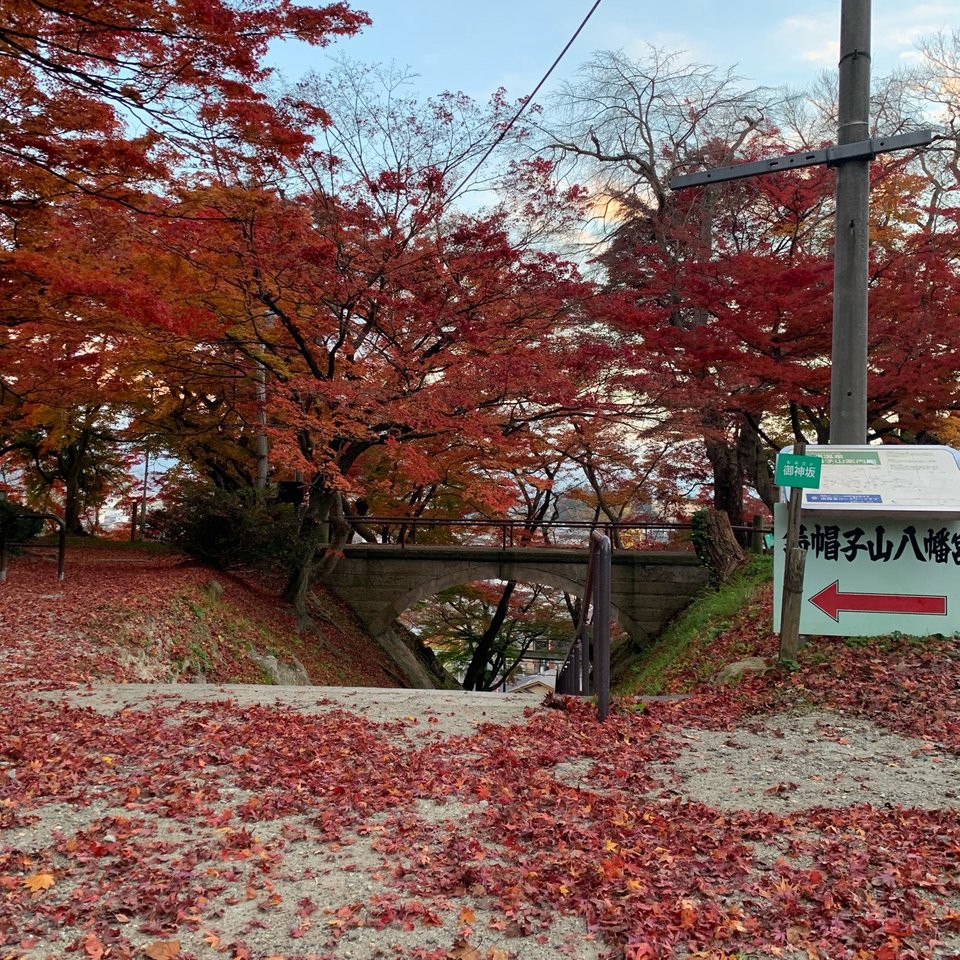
top-left (775, 453), bottom-right (822, 489)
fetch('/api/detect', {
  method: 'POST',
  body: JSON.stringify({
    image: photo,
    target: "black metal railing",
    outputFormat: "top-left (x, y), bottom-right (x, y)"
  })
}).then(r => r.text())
top-left (555, 530), bottom-right (612, 721)
top-left (0, 512), bottom-right (66, 582)
top-left (346, 515), bottom-right (694, 550)
top-left (342, 515), bottom-right (770, 552)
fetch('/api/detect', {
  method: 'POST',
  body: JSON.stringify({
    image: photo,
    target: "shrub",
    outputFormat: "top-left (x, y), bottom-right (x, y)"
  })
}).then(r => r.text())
top-left (154, 482), bottom-right (300, 570)
top-left (0, 501), bottom-right (45, 551)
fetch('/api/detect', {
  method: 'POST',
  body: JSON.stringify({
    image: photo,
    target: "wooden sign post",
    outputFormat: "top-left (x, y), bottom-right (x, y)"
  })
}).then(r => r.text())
top-left (776, 442), bottom-right (818, 660)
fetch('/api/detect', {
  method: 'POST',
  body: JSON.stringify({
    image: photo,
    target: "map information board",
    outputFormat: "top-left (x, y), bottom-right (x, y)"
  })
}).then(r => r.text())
top-left (776, 445), bottom-right (960, 517)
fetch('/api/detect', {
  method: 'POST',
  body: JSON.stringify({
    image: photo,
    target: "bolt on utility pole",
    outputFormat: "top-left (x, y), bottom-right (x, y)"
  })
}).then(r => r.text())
top-left (831, 0), bottom-right (871, 444)
top-left (670, 0), bottom-right (932, 446)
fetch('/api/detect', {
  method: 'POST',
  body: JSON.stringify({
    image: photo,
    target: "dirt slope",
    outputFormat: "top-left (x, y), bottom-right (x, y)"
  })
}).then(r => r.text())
top-left (0, 544), bottom-right (401, 688)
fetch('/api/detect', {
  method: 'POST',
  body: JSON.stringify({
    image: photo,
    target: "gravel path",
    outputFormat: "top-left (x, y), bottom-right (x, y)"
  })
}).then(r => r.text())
top-left (9, 685), bottom-right (960, 960)
top-left (39, 684), bottom-right (539, 740)
top-left (659, 709), bottom-right (960, 811)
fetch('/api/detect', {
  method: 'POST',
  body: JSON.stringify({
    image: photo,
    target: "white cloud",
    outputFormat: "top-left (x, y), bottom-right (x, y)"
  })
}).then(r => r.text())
top-left (776, 14), bottom-right (838, 66)
top-left (774, 3), bottom-right (960, 73)
top-left (874, 2), bottom-right (956, 57)
top-left (594, 25), bottom-right (706, 64)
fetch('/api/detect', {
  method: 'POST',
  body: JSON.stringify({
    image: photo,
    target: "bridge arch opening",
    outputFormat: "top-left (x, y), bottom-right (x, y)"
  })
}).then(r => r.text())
top-left (378, 563), bottom-right (632, 633)
top-left (395, 570), bottom-right (630, 689)
top-left (326, 545), bottom-right (709, 680)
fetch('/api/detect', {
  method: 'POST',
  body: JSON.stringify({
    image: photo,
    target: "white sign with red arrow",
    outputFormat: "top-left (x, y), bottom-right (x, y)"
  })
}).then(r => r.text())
top-left (773, 504), bottom-right (960, 637)
top-left (808, 580), bottom-right (948, 622)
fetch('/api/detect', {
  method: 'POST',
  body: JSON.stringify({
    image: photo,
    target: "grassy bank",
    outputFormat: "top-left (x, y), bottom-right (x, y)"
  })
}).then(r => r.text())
top-left (618, 554), bottom-right (773, 696)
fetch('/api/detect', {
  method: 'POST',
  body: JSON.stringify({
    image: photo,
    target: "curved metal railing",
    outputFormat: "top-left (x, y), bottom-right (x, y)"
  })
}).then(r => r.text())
top-left (555, 530), bottom-right (612, 721)
top-left (0, 511), bottom-right (66, 582)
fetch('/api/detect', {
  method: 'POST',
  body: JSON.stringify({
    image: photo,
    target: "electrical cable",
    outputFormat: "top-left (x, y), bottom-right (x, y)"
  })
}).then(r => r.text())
top-left (445, 0), bottom-right (604, 206)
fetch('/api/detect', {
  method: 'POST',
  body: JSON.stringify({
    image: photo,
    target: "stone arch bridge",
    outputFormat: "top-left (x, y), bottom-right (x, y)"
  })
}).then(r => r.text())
top-left (325, 544), bottom-right (709, 687)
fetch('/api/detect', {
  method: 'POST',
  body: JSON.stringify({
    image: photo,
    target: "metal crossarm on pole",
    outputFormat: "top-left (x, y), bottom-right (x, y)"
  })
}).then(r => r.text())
top-left (669, 129), bottom-right (933, 190)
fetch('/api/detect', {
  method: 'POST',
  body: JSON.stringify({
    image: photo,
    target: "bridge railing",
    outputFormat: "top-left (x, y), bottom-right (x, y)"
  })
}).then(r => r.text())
top-left (347, 516), bottom-right (699, 551)
top-left (555, 530), bottom-right (612, 721)
top-left (344, 514), bottom-right (769, 553)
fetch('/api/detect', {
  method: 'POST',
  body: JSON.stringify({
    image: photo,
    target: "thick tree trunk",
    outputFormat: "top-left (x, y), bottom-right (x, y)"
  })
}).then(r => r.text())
top-left (700, 509), bottom-right (747, 583)
top-left (283, 488), bottom-right (353, 614)
top-left (60, 432), bottom-right (92, 535)
top-left (62, 459), bottom-right (87, 535)
top-left (738, 420), bottom-right (776, 512)
top-left (462, 581), bottom-right (517, 691)
top-left (703, 412), bottom-right (777, 533)
top-left (282, 487), bottom-right (332, 613)
top-left (704, 436), bottom-right (744, 528)
top-left (63, 483), bottom-right (84, 535)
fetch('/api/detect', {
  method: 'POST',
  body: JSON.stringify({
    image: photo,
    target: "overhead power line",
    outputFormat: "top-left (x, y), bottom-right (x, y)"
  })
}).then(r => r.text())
top-left (446, 0), bottom-right (604, 205)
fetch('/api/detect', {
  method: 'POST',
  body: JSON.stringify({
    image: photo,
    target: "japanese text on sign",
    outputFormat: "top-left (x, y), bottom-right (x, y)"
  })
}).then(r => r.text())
top-left (791, 523), bottom-right (960, 565)
top-left (781, 463), bottom-right (818, 479)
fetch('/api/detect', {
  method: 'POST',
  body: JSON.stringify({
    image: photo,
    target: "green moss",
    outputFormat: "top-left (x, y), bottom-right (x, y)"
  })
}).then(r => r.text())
top-left (258, 666), bottom-right (276, 685)
top-left (618, 554), bottom-right (772, 696)
top-left (188, 639), bottom-right (212, 670)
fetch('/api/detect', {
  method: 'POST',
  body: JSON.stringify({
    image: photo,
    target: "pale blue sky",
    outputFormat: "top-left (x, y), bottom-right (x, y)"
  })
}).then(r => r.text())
top-left (270, 1), bottom-right (960, 101)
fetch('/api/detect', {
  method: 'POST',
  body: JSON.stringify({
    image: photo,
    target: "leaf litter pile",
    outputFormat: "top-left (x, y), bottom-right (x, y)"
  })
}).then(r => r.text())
top-left (2, 551), bottom-right (960, 959)
top-left (0, 549), bottom-right (399, 689)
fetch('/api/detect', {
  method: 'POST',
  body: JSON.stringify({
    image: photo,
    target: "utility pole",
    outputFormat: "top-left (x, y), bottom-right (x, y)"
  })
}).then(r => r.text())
top-left (139, 448), bottom-right (149, 540)
top-left (670, 0), bottom-right (931, 446)
top-left (830, 0), bottom-right (871, 444)
top-left (254, 361), bottom-right (268, 491)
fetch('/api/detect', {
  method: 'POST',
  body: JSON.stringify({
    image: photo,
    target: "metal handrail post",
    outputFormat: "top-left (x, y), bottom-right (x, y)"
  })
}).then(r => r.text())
top-left (56, 518), bottom-right (66, 581)
top-left (592, 531), bottom-right (612, 721)
top-left (579, 619), bottom-right (590, 696)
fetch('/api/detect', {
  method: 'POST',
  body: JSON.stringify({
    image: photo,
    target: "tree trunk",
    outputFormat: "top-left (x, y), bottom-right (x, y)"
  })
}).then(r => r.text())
top-left (700, 509), bottom-right (747, 583)
top-left (282, 486), bottom-right (333, 613)
top-left (283, 487), bottom-right (354, 614)
top-left (60, 432), bottom-right (92, 535)
top-left (486, 634), bottom-right (536, 691)
top-left (316, 492), bottom-right (351, 579)
top-left (704, 436), bottom-right (744, 528)
top-left (62, 458), bottom-right (87, 535)
top-left (462, 581), bottom-right (517, 691)
top-left (738, 421), bottom-right (776, 512)
top-left (63, 483), bottom-right (83, 535)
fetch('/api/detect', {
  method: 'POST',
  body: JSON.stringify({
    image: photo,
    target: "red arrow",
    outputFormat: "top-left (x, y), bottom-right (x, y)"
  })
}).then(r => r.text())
top-left (809, 580), bottom-right (948, 622)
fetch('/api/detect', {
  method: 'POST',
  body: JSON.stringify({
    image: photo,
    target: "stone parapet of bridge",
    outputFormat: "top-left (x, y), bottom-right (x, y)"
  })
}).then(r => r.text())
top-left (323, 544), bottom-right (709, 685)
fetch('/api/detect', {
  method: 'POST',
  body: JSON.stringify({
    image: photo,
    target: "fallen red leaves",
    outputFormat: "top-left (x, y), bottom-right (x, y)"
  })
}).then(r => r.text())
top-left (0, 684), bottom-right (956, 959)
top-left (0, 552), bottom-right (958, 959)
top-left (644, 581), bottom-right (960, 753)
top-left (0, 545), bottom-right (400, 688)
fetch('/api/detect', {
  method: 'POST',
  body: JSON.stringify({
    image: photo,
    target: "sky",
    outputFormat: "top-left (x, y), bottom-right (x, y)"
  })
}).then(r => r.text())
top-left (269, 1), bottom-right (960, 103)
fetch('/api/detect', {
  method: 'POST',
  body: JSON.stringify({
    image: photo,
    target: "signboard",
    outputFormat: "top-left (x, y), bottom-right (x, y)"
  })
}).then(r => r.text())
top-left (778, 445), bottom-right (960, 517)
top-left (773, 503), bottom-right (960, 636)
top-left (775, 453), bottom-right (822, 489)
